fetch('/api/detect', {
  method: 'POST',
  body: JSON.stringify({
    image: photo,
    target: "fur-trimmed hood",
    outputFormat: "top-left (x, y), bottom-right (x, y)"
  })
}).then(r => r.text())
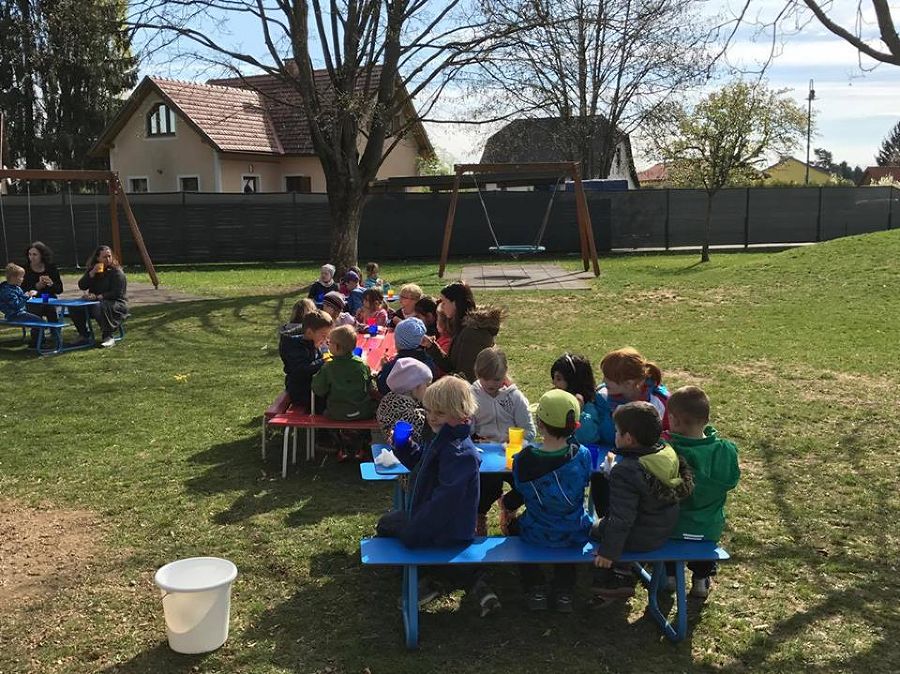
top-left (462, 305), bottom-right (505, 335)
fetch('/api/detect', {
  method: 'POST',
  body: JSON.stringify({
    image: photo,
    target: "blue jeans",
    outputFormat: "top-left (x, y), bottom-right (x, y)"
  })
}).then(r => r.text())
top-left (7, 311), bottom-right (44, 323)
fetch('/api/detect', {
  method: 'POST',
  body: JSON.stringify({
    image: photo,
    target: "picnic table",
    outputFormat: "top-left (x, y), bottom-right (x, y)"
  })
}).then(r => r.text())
top-left (355, 330), bottom-right (394, 372)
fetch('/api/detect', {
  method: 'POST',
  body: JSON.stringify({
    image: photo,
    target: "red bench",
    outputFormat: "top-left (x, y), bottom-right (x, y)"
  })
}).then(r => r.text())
top-left (261, 390), bottom-right (292, 459)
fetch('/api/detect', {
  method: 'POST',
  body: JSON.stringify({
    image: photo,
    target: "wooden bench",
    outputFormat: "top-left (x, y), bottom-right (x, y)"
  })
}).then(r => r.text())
top-left (261, 390), bottom-right (292, 459)
top-left (361, 536), bottom-right (729, 649)
top-left (0, 318), bottom-right (71, 355)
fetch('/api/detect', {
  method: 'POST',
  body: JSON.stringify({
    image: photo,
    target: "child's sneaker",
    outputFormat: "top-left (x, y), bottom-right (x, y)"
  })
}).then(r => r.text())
top-left (554, 591), bottom-right (574, 614)
top-left (592, 569), bottom-right (636, 599)
top-left (396, 577), bottom-right (441, 610)
top-left (471, 578), bottom-right (501, 617)
top-left (690, 575), bottom-right (713, 599)
top-left (527, 585), bottom-right (549, 611)
top-left (336, 448), bottom-right (350, 463)
top-left (354, 448), bottom-right (369, 462)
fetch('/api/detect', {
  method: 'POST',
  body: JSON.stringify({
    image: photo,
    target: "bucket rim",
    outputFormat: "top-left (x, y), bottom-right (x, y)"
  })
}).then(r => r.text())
top-left (154, 556), bottom-right (238, 593)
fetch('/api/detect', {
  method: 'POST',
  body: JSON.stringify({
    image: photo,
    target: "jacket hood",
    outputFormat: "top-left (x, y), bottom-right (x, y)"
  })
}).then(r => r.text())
top-left (669, 426), bottom-right (741, 491)
top-left (639, 444), bottom-right (683, 489)
top-left (462, 306), bottom-right (505, 335)
top-left (472, 381), bottom-right (520, 400)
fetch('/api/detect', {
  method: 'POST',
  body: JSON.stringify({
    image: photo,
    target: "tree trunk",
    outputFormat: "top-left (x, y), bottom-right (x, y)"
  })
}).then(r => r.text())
top-left (702, 191), bottom-right (713, 262)
top-left (326, 183), bottom-right (364, 275)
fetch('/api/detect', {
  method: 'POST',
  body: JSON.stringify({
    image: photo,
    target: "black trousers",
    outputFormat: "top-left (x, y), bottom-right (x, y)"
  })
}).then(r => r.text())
top-left (478, 474), bottom-right (512, 514)
top-left (507, 517), bottom-right (577, 591)
top-left (590, 473), bottom-right (611, 517)
top-left (665, 560), bottom-right (718, 578)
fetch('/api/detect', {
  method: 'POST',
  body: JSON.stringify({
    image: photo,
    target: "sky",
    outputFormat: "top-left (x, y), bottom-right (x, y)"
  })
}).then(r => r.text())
top-left (137, 1), bottom-right (900, 171)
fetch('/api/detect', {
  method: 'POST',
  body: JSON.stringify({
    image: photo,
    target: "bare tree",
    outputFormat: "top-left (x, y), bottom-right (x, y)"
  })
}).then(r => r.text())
top-left (466, 0), bottom-right (720, 178)
top-left (128, 1), bottom-right (499, 271)
top-left (801, 0), bottom-right (900, 66)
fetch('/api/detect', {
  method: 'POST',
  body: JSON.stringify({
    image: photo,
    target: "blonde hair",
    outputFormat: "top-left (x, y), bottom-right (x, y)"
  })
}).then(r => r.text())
top-left (400, 283), bottom-right (424, 301)
top-left (474, 347), bottom-right (508, 381)
top-left (5, 263), bottom-right (25, 280)
top-left (289, 298), bottom-right (317, 324)
top-left (329, 324), bottom-right (356, 355)
top-left (423, 375), bottom-right (477, 419)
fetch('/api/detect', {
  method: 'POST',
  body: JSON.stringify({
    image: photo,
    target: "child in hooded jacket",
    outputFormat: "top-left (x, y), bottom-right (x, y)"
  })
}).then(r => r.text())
top-left (376, 357), bottom-right (434, 447)
top-left (376, 317), bottom-right (437, 394)
top-left (279, 309), bottom-right (333, 408)
top-left (550, 353), bottom-right (607, 449)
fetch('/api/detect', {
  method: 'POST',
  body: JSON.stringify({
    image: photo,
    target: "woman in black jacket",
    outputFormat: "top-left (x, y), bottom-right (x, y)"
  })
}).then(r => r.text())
top-left (70, 245), bottom-right (128, 348)
top-left (22, 241), bottom-right (64, 344)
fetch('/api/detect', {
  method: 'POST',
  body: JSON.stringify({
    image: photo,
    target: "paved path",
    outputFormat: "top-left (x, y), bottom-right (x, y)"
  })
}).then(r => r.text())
top-left (58, 275), bottom-right (205, 308)
top-left (459, 263), bottom-right (593, 290)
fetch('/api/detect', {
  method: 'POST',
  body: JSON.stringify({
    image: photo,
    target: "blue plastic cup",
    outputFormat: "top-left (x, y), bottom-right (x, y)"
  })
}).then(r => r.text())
top-left (41, 293), bottom-right (50, 303)
top-left (587, 444), bottom-right (600, 469)
top-left (352, 346), bottom-right (363, 357)
top-left (393, 420), bottom-right (413, 447)
top-left (368, 324), bottom-right (378, 336)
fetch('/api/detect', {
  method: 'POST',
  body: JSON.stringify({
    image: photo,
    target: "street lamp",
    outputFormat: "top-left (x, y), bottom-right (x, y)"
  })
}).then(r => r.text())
top-left (805, 79), bottom-right (815, 185)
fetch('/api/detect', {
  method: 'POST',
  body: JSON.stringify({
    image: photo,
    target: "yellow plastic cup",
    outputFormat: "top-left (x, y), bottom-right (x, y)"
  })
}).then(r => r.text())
top-left (96, 262), bottom-right (105, 273)
top-left (505, 444), bottom-right (522, 470)
top-left (508, 427), bottom-right (524, 446)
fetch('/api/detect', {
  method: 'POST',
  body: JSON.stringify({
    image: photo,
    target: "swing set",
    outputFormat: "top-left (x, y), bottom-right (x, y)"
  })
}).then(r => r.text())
top-left (0, 169), bottom-right (159, 288)
top-left (438, 162), bottom-right (600, 278)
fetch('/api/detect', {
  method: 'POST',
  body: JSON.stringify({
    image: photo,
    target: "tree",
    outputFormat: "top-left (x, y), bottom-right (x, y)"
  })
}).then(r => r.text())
top-left (800, 1), bottom-right (900, 66)
top-left (130, 1), bottom-right (499, 272)
top-left (876, 121), bottom-right (900, 166)
top-left (469, 0), bottom-right (717, 178)
top-left (650, 81), bottom-right (807, 262)
top-left (813, 147), bottom-right (833, 169)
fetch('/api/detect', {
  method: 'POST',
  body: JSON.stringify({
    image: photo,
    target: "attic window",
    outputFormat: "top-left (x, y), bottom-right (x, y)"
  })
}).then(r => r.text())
top-left (147, 103), bottom-right (175, 137)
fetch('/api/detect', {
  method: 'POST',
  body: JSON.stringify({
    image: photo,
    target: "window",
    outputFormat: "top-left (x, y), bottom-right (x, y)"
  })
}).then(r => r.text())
top-left (147, 103), bottom-right (175, 137)
top-left (242, 175), bottom-right (260, 193)
top-left (128, 177), bottom-right (148, 193)
top-left (390, 113), bottom-right (404, 136)
top-left (285, 175), bottom-right (311, 193)
top-left (179, 176), bottom-right (200, 192)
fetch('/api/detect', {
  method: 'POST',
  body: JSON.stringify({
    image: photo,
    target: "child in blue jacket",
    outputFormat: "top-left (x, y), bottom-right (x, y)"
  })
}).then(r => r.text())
top-left (500, 389), bottom-right (593, 613)
top-left (375, 375), bottom-right (500, 617)
top-left (0, 263), bottom-right (43, 322)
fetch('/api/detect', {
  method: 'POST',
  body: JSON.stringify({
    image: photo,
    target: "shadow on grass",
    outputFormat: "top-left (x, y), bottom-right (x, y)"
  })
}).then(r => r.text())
top-left (98, 642), bottom-right (209, 673)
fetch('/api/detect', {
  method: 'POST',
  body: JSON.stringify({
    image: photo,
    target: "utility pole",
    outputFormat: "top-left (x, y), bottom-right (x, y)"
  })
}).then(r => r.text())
top-left (805, 79), bottom-right (815, 185)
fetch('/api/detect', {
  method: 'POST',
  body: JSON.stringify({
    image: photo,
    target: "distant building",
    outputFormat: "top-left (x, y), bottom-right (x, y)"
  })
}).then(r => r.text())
top-left (763, 156), bottom-right (831, 185)
top-left (860, 166), bottom-right (900, 185)
top-left (635, 162), bottom-right (669, 188)
top-left (480, 117), bottom-right (639, 188)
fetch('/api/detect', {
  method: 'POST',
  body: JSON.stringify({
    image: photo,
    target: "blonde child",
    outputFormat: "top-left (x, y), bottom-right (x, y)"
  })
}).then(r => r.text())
top-left (364, 262), bottom-right (383, 289)
top-left (284, 298), bottom-right (316, 329)
top-left (0, 263), bottom-right (42, 322)
top-left (279, 310), bottom-right (333, 408)
top-left (471, 347), bottom-right (535, 536)
top-left (390, 283), bottom-right (424, 326)
top-left (355, 288), bottom-right (388, 329)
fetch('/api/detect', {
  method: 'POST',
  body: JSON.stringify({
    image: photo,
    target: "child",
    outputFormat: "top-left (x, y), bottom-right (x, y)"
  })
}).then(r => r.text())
top-left (499, 389), bottom-right (593, 612)
top-left (665, 386), bottom-right (740, 598)
top-left (279, 309), bottom-right (333, 408)
top-left (471, 347), bottom-right (535, 536)
top-left (414, 296), bottom-right (438, 337)
top-left (284, 298), bottom-right (317, 329)
top-left (364, 262), bottom-right (383, 289)
top-left (321, 291), bottom-right (356, 328)
top-left (375, 376), bottom-right (500, 617)
top-left (355, 288), bottom-right (389, 329)
top-left (550, 353), bottom-right (607, 448)
top-left (340, 266), bottom-right (362, 296)
top-left (343, 270), bottom-right (365, 315)
top-left (591, 401), bottom-right (693, 599)
top-left (376, 357), bottom-right (434, 448)
top-left (312, 324), bottom-right (377, 461)
top-left (307, 264), bottom-right (339, 302)
top-left (435, 307), bottom-right (453, 352)
top-left (376, 317), bottom-right (436, 394)
top-left (0, 263), bottom-right (42, 322)
top-left (390, 283), bottom-right (424, 327)
top-left (590, 347), bottom-right (670, 517)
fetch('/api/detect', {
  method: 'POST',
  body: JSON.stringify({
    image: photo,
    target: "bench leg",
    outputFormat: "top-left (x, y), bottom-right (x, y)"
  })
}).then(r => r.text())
top-left (638, 561), bottom-right (686, 643)
top-left (308, 428), bottom-right (316, 461)
top-left (292, 427), bottom-right (298, 464)
top-left (392, 483), bottom-right (403, 511)
top-left (282, 428), bottom-right (290, 478)
top-left (261, 417), bottom-right (267, 460)
top-left (401, 565), bottom-right (419, 649)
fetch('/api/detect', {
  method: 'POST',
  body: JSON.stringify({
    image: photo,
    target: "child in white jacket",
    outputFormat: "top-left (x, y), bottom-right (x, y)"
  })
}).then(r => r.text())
top-left (471, 347), bottom-right (536, 535)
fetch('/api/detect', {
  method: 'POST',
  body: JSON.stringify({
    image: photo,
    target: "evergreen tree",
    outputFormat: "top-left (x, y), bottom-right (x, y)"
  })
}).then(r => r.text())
top-left (876, 121), bottom-right (900, 166)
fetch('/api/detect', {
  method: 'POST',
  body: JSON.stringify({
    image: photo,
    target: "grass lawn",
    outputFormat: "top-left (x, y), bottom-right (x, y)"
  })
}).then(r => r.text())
top-left (1, 233), bottom-right (898, 673)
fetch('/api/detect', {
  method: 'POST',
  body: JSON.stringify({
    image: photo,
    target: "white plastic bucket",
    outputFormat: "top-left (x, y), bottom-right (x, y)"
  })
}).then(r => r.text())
top-left (154, 557), bottom-right (238, 654)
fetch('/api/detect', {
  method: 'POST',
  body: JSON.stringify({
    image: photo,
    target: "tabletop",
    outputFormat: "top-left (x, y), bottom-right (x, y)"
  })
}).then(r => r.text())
top-left (27, 296), bottom-right (99, 307)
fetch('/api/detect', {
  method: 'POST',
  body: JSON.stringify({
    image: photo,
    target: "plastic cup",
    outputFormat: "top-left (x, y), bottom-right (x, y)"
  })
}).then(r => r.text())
top-left (368, 324), bottom-right (378, 336)
top-left (41, 293), bottom-right (50, 303)
top-left (366, 317), bottom-right (376, 326)
top-left (508, 427), bottom-right (524, 446)
top-left (393, 420), bottom-right (413, 447)
top-left (96, 263), bottom-right (105, 273)
top-left (505, 444), bottom-right (522, 470)
top-left (388, 289), bottom-right (395, 298)
top-left (352, 347), bottom-right (363, 357)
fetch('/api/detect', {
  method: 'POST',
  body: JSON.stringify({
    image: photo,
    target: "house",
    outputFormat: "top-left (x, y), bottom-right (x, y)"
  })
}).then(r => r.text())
top-left (763, 156), bottom-right (831, 185)
top-left (479, 117), bottom-right (639, 188)
top-left (636, 162), bottom-right (669, 188)
top-left (89, 68), bottom-right (433, 193)
top-left (860, 166), bottom-right (900, 185)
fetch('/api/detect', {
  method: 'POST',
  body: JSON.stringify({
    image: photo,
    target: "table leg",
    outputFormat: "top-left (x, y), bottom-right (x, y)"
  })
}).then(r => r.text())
top-left (402, 565), bottom-right (419, 649)
top-left (281, 428), bottom-right (290, 478)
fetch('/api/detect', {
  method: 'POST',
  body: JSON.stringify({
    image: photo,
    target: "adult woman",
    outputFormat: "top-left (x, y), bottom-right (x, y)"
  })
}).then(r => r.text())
top-left (21, 241), bottom-right (64, 343)
top-left (423, 281), bottom-right (505, 382)
top-left (70, 245), bottom-right (128, 348)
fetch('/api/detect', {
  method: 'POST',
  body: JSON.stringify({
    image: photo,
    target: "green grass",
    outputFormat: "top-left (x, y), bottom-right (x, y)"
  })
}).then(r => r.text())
top-left (2, 234), bottom-right (899, 673)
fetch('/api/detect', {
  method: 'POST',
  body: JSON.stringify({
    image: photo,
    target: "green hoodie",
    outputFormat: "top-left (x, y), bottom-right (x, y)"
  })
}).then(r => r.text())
top-left (311, 353), bottom-right (377, 421)
top-left (669, 426), bottom-right (740, 541)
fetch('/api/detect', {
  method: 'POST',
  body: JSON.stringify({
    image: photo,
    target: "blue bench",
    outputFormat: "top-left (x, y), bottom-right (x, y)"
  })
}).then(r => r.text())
top-left (361, 536), bottom-right (729, 649)
top-left (0, 318), bottom-right (71, 354)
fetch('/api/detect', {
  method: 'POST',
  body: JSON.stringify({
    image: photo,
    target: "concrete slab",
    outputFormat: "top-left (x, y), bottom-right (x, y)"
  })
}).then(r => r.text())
top-left (59, 275), bottom-right (206, 308)
top-left (459, 264), bottom-right (592, 290)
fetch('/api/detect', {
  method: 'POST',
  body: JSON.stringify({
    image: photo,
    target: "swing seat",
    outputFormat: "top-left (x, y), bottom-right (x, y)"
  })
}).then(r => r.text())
top-left (489, 244), bottom-right (546, 256)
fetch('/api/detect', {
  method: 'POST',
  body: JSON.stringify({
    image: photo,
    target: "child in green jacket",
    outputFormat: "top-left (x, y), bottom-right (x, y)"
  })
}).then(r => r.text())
top-left (665, 385), bottom-right (741, 598)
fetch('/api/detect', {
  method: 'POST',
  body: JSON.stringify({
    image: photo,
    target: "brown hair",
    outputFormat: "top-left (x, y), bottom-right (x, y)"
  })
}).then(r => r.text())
top-left (474, 347), bottom-right (508, 381)
top-left (289, 298), bottom-right (317, 324)
top-left (329, 324), bottom-right (357, 355)
top-left (600, 347), bottom-right (663, 386)
top-left (436, 309), bottom-right (452, 337)
top-left (302, 310), bottom-right (333, 333)
top-left (667, 386), bottom-right (710, 425)
top-left (613, 401), bottom-right (663, 447)
top-left (362, 287), bottom-right (384, 309)
top-left (366, 262), bottom-right (379, 277)
top-left (26, 241), bottom-right (54, 265)
top-left (414, 296), bottom-right (437, 317)
top-left (86, 245), bottom-right (121, 269)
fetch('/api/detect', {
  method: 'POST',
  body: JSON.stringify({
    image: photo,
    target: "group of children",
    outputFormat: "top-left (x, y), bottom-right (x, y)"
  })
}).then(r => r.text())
top-left (279, 265), bottom-right (740, 615)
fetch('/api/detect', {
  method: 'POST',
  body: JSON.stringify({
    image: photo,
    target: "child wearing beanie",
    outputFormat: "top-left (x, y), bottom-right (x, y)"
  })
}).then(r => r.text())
top-left (308, 264), bottom-right (339, 302)
top-left (376, 317), bottom-right (437, 394)
top-left (321, 291), bottom-right (356, 327)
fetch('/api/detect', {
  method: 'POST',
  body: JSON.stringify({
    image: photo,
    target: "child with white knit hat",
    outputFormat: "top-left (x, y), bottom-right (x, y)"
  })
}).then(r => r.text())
top-left (307, 263), bottom-right (339, 303)
top-left (376, 357), bottom-right (434, 447)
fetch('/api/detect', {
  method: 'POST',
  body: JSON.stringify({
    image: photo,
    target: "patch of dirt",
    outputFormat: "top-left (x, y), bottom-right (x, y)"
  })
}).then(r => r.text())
top-left (0, 499), bottom-right (102, 614)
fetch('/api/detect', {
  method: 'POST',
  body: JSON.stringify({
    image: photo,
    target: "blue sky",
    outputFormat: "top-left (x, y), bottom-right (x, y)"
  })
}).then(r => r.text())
top-left (138, 2), bottom-right (900, 171)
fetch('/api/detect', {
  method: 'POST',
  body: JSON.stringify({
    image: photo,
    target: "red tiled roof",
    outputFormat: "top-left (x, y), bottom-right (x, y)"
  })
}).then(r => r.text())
top-left (861, 166), bottom-right (900, 185)
top-left (637, 162), bottom-right (667, 183)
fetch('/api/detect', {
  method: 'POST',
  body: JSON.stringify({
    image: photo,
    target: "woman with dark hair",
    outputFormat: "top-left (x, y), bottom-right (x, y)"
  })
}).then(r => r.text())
top-left (69, 245), bottom-right (128, 348)
top-left (21, 241), bottom-right (64, 344)
top-left (423, 281), bottom-right (505, 382)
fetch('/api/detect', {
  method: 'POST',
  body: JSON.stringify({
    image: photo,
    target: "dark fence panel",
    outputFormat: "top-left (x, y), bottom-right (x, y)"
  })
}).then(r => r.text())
top-left (0, 186), bottom-right (895, 265)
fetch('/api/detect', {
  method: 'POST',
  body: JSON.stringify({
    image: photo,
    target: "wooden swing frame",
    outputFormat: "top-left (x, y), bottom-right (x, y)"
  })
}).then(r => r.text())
top-left (0, 169), bottom-right (159, 288)
top-left (438, 161), bottom-right (600, 278)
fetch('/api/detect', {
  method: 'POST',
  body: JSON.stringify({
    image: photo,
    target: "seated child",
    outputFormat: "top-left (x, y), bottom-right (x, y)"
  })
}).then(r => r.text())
top-left (499, 389), bottom-right (593, 613)
top-left (435, 307), bottom-right (453, 352)
top-left (390, 283), bottom-right (424, 327)
top-left (364, 261), bottom-right (383, 289)
top-left (550, 353), bottom-right (606, 448)
top-left (340, 266), bottom-right (362, 296)
top-left (279, 309), bottom-right (333, 408)
top-left (321, 291), bottom-right (356, 327)
top-left (413, 296), bottom-right (438, 337)
top-left (471, 347), bottom-right (535, 536)
top-left (375, 375), bottom-right (500, 617)
top-left (343, 270), bottom-right (365, 315)
top-left (665, 386), bottom-right (740, 598)
top-left (355, 288), bottom-right (389, 330)
top-left (376, 357), bottom-right (433, 447)
top-left (376, 317), bottom-right (436, 394)
top-left (307, 264), bottom-right (339, 302)
top-left (0, 263), bottom-right (43, 323)
top-left (591, 401), bottom-right (693, 599)
top-left (283, 298), bottom-right (316, 330)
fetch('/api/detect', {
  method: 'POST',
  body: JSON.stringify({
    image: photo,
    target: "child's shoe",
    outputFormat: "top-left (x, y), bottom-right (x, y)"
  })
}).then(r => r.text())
top-left (336, 448), bottom-right (350, 463)
top-left (471, 578), bottom-right (501, 617)
top-left (592, 568), bottom-right (636, 599)
top-left (355, 448), bottom-right (370, 462)
top-left (527, 585), bottom-right (549, 611)
top-left (689, 575), bottom-right (713, 599)
top-left (396, 577), bottom-right (441, 610)
top-left (475, 513), bottom-right (488, 537)
top-left (554, 591), bottom-right (574, 614)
